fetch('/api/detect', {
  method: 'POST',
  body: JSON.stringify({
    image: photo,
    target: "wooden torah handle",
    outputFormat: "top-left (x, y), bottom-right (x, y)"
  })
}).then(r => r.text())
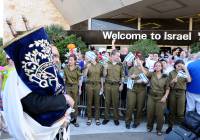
top-left (22, 15), bottom-right (31, 31)
top-left (6, 18), bottom-right (18, 37)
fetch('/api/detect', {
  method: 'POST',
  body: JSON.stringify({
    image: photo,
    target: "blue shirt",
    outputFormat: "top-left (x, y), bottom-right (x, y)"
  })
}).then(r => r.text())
top-left (187, 59), bottom-right (200, 94)
top-left (77, 60), bottom-right (84, 71)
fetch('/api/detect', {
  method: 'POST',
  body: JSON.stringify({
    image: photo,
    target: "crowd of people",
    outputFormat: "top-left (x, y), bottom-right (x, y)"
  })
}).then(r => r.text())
top-left (58, 42), bottom-right (200, 136)
top-left (1, 39), bottom-right (200, 138)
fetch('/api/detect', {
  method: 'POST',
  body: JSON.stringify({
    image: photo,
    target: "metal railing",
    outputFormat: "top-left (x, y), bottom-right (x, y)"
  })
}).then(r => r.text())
top-left (78, 83), bottom-right (133, 118)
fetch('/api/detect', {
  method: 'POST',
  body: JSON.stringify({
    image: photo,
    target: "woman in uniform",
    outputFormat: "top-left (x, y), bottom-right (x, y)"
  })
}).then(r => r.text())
top-left (146, 61), bottom-right (170, 136)
top-left (84, 55), bottom-right (103, 126)
top-left (166, 60), bottom-right (191, 134)
top-left (125, 57), bottom-right (148, 129)
top-left (64, 54), bottom-right (82, 127)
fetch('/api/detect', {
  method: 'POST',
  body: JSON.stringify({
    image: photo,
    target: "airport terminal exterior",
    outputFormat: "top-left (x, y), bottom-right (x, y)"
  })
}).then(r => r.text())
top-left (4, 0), bottom-right (200, 52)
top-left (2, 1), bottom-right (200, 139)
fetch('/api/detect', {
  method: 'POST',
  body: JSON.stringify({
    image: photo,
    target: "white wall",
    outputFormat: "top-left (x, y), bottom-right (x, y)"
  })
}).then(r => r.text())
top-left (4, 0), bottom-right (70, 43)
top-left (51, 0), bottom-right (142, 25)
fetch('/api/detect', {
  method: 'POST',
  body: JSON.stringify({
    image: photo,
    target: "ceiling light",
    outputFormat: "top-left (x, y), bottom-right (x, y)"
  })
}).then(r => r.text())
top-left (176, 18), bottom-right (184, 23)
top-left (141, 23), bottom-right (161, 28)
top-left (124, 18), bottom-right (137, 23)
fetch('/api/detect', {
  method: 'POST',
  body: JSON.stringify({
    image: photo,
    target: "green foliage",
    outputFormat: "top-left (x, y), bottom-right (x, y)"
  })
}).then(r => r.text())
top-left (0, 38), bottom-right (2, 46)
top-left (129, 39), bottom-right (160, 57)
top-left (45, 24), bottom-right (67, 44)
top-left (45, 25), bottom-right (88, 62)
top-left (0, 38), bottom-right (7, 66)
top-left (191, 42), bottom-right (200, 53)
top-left (56, 34), bottom-right (88, 62)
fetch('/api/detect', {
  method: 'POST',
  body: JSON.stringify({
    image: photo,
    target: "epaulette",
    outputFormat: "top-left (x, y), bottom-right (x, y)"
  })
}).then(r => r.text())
top-left (117, 62), bottom-right (123, 66)
top-left (162, 74), bottom-right (168, 78)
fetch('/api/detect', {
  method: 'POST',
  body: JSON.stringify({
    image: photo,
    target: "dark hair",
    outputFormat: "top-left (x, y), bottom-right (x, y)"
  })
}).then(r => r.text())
top-left (174, 59), bottom-right (184, 69)
top-left (135, 51), bottom-right (143, 60)
top-left (154, 61), bottom-right (163, 73)
top-left (69, 54), bottom-right (77, 61)
top-left (90, 46), bottom-right (95, 51)
top-left (159, 58), bottom-right (167, 63)
top-left (111, 50), bottom-right (118, 56)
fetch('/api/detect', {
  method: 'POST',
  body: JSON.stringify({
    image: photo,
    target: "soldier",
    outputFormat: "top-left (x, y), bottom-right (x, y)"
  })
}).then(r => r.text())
top-left (64, 54), bottom-right (82, 127)
top-left (166, 60), bottom-right (191, 134)
top-left (84, 54), bottom-right (103, 126)
top-left (125, 57), bottom-right (148, 129)
top-left (146, 61), bottom-right (170, 136)
top-left (102, 50), bottom-right (124, 126)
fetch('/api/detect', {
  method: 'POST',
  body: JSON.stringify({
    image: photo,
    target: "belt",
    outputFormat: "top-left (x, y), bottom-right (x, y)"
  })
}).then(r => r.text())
top-left (150, 91), bottom-right (163, 97)
top-left (172, 89), bottom-right (185, 92)
top-left (66, 83), bottom-right (77, 87)
top-left (87, 81), bottom-right (101, 85)
top-left (150, 94), bottom-right (163, 97)
top-left (105, 80), bottom-right (120, 85)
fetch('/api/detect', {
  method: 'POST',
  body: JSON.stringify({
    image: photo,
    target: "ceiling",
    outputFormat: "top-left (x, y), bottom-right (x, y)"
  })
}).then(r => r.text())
top-left (52, 0), bottom-right (200, 26)
top-left (97, 0), bottom-right (200, 19)
top-left (51, 0), bottom-right (142, 25)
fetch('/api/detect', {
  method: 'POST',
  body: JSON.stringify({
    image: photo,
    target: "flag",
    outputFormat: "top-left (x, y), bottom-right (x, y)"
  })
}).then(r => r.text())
top-left (127, 77), bottom-right (134, 90)
top-left (177, 70), bottom-right (187, 78)
top-left (124, 52), bottom-right (135, 63)
top-left (85, 51), bottom-right (97, 62)
top-left (138, 73), bottom-right (149, 83)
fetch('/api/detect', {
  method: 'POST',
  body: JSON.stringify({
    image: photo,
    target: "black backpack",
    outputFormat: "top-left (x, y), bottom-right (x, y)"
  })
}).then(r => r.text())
top-left (184, 111), bottom-right (200, 136)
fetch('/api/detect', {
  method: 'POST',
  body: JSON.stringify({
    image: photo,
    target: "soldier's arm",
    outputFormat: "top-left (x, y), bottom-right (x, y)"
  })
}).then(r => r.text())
top-left (103, 63), bottom-right (108, 77)
top-left (120, 64), bottom-right (125, 84)
top-left (161, 77), bottom-right (171, 103)
top-left (135, 79), bottom-right (143, 84)
top-left (161, 88), bottom-right (170, 103)
top-left (78, 77), bottom-right (83, 92)
top-left (100, 65), bottom-right (104, 89)
top-left (101, 77), bottom-right (104, 90)
top-left (139, 62), bottom-right (148, 75)
top-left (112, 39), bottom-right (116, 50)
top-left (77, 68), bottom-right (83, 95)
top-left (181, 64), bottom-right (191, 83)
top-left (169, 72), bottom-right (176, 85)
top-left (119, 64), bottom-right (124, 91)
top-left (83, 63), bottom-right (90, 77)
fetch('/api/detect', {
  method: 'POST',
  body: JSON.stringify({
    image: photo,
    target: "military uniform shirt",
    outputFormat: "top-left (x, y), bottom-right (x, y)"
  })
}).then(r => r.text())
top-left (128, 67), bottom-right (147, 91)
top-left (64, 66), bottom-right (82, 85)
top-left (87, 63), bottom-right (103, 82)
top-left (169, 70), bottom-right (187, 90)
top-left (147, 72), bottom-right (170, 95)
top-left (105, 62), bottom-right (124, 82)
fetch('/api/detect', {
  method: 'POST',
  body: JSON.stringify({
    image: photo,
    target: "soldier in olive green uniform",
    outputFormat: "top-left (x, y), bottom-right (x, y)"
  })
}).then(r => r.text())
top-left (64, 55), bottom-right (82, 127)
top-left (102, 50), bottom-right (124, 126)
top-left (166, 60), bottom-right (191, 134)
top-left (84, 59), bottom-right (103, 126)
top-left (146, 61), bottom-right (170, 136)
top-left (125, 58), bottom-right (147, 129)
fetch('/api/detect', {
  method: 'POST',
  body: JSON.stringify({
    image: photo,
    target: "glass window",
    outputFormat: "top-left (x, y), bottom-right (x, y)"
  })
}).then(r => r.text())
top-left (141, 18), bottom-right (189, 30)
top-left (92, 18), bottom-right (137, 30)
